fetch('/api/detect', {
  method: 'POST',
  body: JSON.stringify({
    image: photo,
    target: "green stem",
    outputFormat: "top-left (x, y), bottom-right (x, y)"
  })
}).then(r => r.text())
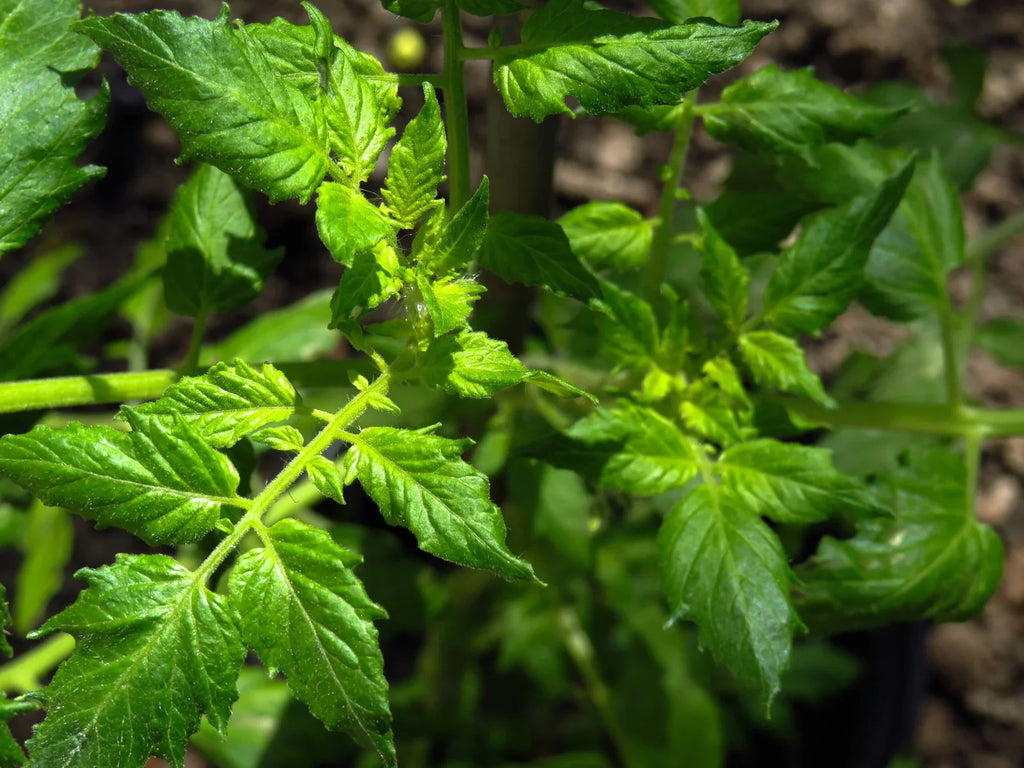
top-left (0, 370), bottom-right (176, 415)
top-left (441, 0), bottom-right (472, 213)
top-left (938, 299), bottom-right (963, 408)
top-left (965, 208), bottom-right (1024, 264)
top-left (184, 313), bottom-right (207, 372)
top-left (0, 633), bottom-right (76, 694)
top-left (963, 429), bottom-right (983, 517)
top-left (644, 91), bottom-right (697, 303)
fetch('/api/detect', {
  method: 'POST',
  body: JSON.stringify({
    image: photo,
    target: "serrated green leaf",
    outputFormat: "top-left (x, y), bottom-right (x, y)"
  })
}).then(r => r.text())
top-left (316, 183), bottom-right (396, 267)
top-left (526, 404), bottom-right (703, 495)
top-left (0, 410), bottom-right (239, 546)
top-left (308, 455), bottom-right (347, 503)
top-left (796, 448), bottom-right (1004, 634)
top-left (480, 212), bottom-right (601, 300)
top-left (703, 65), bottom-right (903, 156)
top-left (0, 245), bottom-right (82, 335)
top-left (14, 502), bottom-right (72, 634)
top-left (417, 276), bottom-right (486, 336)
top-left (329, 244), bottom-right (404, 334)
top-left (134, 360), bottom-right (300, 448)
top-left (761, 160), bottom-right (914, 335)
top-left (646, 0), bottom-right (739, 24)
top-left (164, 164), bottom-right (282, 317)
top-left (718, 439), bottom-right (878, 523)
top-left (382, 84), bottom-right (446, 227)
top-left (523, 370), bottom-right (597, 402)
top-left (738, 331), bottom-right (832, 407)
top-left (75, 8), bottom-right (332, 203)
top-left (679, 392), bottom-right (746, 446)
top-left (493, 0), bottom-right (775, 120)
top-left (592, 278), bottom-right (659, 368)
top-left (423, 177), bottom-right (490, 275)
top-left (421, 330), bottom-right (527, 398)
top-left (342, 426), bottom-right (535, 580)
top-left (28, 554), bottom-right (246, 768)
top-left (559, 202), bottom-right (654, 271)
top-left (860, 155), bottom-right (964, 321)
top-left (658, 484), bottom-right (797, 708)
top-left (697, 209), bottom-right (748, 329)
top-left (251, 424), bottom-right (306, 452)
top-left (229, 519), bottom-right (393, 765)
top-left (0, 0), bottom-right (107, 258)
top-left (976, 318), bottom-right (1024, 370)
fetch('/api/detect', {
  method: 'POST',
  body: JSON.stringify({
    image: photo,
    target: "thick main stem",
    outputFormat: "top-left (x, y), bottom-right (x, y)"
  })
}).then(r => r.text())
top-left (441, 0), bottom-right (471, 213)
top-left (0, 370), bottom-right (176, 415)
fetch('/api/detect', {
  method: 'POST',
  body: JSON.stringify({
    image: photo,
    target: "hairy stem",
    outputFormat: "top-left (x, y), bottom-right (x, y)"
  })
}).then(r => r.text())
top-left (644, 91), bottom-right (697, 303)
top-left (0, 370), bottom-right (176, 415)
top-left (441, 0), bottom-right (471, 213)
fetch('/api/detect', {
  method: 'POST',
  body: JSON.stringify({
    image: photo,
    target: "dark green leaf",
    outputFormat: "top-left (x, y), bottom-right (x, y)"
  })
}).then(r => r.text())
top-left (329, 245), bottom-right (404, 334)
top-left (14, 503), bottom-right (72, 633)
top-left (342, 426), bottom-right (536, 580)
top-left (646, 0), bottom-right (739, 25)
top-left (381, 0), bottom-right (439, 23)
top-left (481, 212), bottom-right (601, 300)
top-left (559, 202), bottom-right (654, 271)
top-left (134, 360), bottom-right (301, 448)
top-left (0, 410), bottom-right (239, 546)
top-left (718, 439), bottom-right (877, 523)
top-left (315, 183), bottom-right (395, 268)
top-left (494, 0), bottom-right (775, 120)
top-left (229, 519), bottom-right (394, 766)
top-left (423, 177), bottom-right (490, 275)
top-left (0, 695), bottom-right (32, 767)
top-left (28, 554), bottom-right (246, 768)
top-left (592, 278), bottom-right (659, 367)
top-left (976, 318), bottom-right (1024, 370)
top-left (860, 155), bottom-right (964, 321)
top-left (0, 0), bottom-right (107, 258)
top-left (526, 404), bottom-right (703, 495)
top-left (697, 209), bottom-right (748, 329)
top-left (164, 164), bottom-right (282, 317)
top-left (420, 330), bottom-right (527, 398)
top-left (75, 8), bottom-right (333, 203)
top-left (701, 190), bottom-right (818, 256)
top-left (761, 159), bottom-right (914, 335)
top-left (738, 331), bottom-right (832, 407)
top-left (382, 84), bottom-right (446, 228)
top-left (703, 65), bottom-right (903, 155)
top-left (658, 485), bottom-right (797, 707)
top-left (797, 448), bottom-right (1004, 634)
top-left (457, 0), bottom-right (525, 15)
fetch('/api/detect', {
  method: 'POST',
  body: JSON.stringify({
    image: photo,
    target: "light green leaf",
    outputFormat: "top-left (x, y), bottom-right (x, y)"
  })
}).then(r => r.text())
top-left (421, 330), bottom-right (527, 398)
top-left (229, 519), bottom-right (394, 765)
top-left (28, 554), bottom-right (246, 768)
top-left (718, 439), bottom-right (878, 523)
top-left (134, 360), bottom-right (301, 448)
top-left (0, 410), bottom-right (240, 546)
top-left (861, 155), bottom-right (965, 321)
top-left (658, 485), bottom-right (797, 708)
top-left (251, 424), bottom-right (306, 452)
top-left (481, 212), bottom-right (601, 301)
top-left (797, 447), bottom-right (1004, 634)
top-left (164, 164), bottom-right (282, 317)
top-left (329, 244), bottom-right (404, 334)
top-left (976, 318), bottom-right (1024, 370)
top-left (646, 0), bottom-right (739, 25)
top-left (382, 84), bottom-right (446, 228)
top-left (417, 276), bottom-right (486, 336)
top-left (0, 244), bottom-right (82, 335)
top-left (423, 177), bottom-right (490, 275)
top-left (697, 209), bottom-right (748, 329)
top-left (308, 455), bottom-right (347, 503)
top-left (342, 426), bottom-right (535, 580)
top-left (738, 331), bottom-right (832, 407)
top-left (559, 202), bottom-right (654, 271)
top-left (761, 160), bottom-right (914, 335)
top-left (526, 403), bottom-right (703, 495)
top-left (523, 370), bottom-right (597, 402)
top-left (493, 0), bottom-right (775, 120)
top-left (0, 0), bottom-right (107, 258)
top-left (316, 182), bottom-right (396, 267)
top-left (75, 8), bottom-right (332, 203)
top-left (703, 65), bottom-right (903, 155)
top-left (13, 502), bottom-right (72, 634)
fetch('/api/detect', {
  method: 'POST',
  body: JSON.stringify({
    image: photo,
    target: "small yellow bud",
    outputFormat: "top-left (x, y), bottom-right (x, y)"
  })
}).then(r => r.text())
top-left (387, 28), bottom-right (428, 71)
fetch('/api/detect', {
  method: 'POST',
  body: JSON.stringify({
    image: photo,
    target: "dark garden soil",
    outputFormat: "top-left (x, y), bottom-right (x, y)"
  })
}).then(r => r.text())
top-left (4, 0), bottom-right (1024, 766)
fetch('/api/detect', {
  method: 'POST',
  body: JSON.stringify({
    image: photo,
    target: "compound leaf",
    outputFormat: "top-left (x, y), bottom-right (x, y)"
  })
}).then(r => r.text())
top-left (658, 484), bottom-right (797, 708)
top-left (229, 519), bottom-right (394, 766)
top-left (797, 447), bottom-right (1004, 634)
top-left (0, 410), bottom-right (239, 546)
top-left (494, 0), bottom-right (775, 120)
top-left (134, 359), bottom-right (301, 448)
top-left (480, 212), bottom-right (600, 301)
top-left (559, 202), bottom-right (654, 271)
top-left (738, 331), bottom-right (832, 407)
top-left (342, 426), bottom-right (535, 581)
top-left (164, 164), bottom-right (282, 317)
top-left (28, 554), bottom-right (246, 768)
top-left (526, 403), bottom-right (703, 495)
top-left (718, 439), bottom-right (878, 523)
top-left (0, 0), bottom-right (107, 258)
top-left (420, 330), bottom-right (527, 398)
top-left (697, 209), bottom-right (749, 330)
top-left (316, 182), bottom-right (396, 267)
top-left (703, 65), bottom-right (903, 156)
top-left (75, 8), bottom-right (332, 203)
top-left (761, 160), bottom-right (914, 335)
top-left (382, 84), bottom-right (446, 228)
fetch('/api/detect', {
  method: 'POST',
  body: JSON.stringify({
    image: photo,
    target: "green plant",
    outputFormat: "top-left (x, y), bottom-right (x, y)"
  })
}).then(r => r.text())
top-left (1, 0), bottom-right (1022, 766)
